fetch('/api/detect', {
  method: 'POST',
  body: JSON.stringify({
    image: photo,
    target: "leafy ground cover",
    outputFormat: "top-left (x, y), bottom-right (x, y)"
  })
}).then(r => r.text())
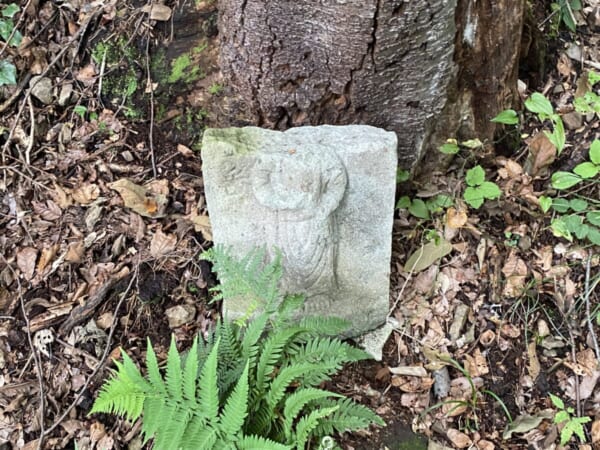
top-left (0, 1), bottom-right (599, 449)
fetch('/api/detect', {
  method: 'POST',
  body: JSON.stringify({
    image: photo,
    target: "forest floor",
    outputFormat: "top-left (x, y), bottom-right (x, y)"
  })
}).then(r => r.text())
top-left (0, 1), bottom-right (599, 449)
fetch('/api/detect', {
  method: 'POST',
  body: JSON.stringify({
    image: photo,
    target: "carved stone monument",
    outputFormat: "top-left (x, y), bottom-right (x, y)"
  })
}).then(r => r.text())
top-left (202, 125), bottom-right (397, 335)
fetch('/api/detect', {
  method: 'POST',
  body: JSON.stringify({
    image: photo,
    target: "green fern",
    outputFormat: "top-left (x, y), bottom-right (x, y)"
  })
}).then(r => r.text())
top-left (90, 246), bottom-right (384, 449)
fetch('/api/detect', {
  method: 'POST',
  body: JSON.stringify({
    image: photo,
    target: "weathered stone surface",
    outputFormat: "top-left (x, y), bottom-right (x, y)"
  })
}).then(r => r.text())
top-left (202, 125), bottom-right (397, 335)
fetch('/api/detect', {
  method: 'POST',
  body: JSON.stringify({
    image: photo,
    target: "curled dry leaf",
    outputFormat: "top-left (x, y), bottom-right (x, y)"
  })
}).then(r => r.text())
top-left (463, 348), bottom-right (489, 377)
top-left (446, 207), bottom-right (468, 228)
top-left (36, 244), bottom-right (59, 274)
top-left (150, 229), bottom-right (177, 258)
top-left (446, 428), bottom-right (472, 448)
top-left (109, 178), bottom-right (168, 218)
top-left (525, 132), bottom-right (557, 177)
top-left (65, 241), bottom-right (85, 263)
top-left (72, 183), bottom-right (100, 205)
top-left (501, 250), bottom-right (528, 297)
top-left (16, 247), bottom-right (38, 280)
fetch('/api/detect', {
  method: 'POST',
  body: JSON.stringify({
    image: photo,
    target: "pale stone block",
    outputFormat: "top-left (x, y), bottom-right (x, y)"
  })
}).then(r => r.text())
top-left (202, 125), bottom-right (397, 335)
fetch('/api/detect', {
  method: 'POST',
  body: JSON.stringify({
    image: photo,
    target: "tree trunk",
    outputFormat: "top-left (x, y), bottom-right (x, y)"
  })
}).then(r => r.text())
top-left (217, 0), bottom-right (525, 170)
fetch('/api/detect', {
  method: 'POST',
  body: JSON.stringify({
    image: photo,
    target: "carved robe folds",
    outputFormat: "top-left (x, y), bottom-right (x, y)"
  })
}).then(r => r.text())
top-left (202, 125), bottom-right (397, 335)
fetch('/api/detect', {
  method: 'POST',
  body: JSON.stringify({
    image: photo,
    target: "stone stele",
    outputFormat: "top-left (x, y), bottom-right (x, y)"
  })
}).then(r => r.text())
top-left (202, 125), bottom-right (397, 335)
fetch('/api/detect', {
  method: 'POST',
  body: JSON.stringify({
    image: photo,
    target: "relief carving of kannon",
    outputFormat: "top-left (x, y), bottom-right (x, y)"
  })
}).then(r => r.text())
top-left (202, 126), bottom-right (397, 335)
top-left (251, 146), bottom-right (347, 300)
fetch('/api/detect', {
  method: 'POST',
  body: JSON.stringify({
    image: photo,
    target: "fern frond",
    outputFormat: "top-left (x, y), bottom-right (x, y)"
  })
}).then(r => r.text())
top-left (202, 245), bottom-right (282, 309)
top-left (287, 337), bottom-right (370, 387)
top-left (198, 338), bottom-right (220, 422)
top-left (311, 398), bottom-right (385, 436)
top-left (296, 316), bottom-right (351, 336)
top-left (182, 424), bottom-right (217, 449)
top-left (255, 328), bottom-right (304, 395)
top-left (153, 404), bottom-right (191, 450)
top-left (145, 338), bottom-right (166, 397)
top-left (294, 406), bottom-right (339, 450)
top-left (282, 388), bottom-right (341, 441)
top-left (236, 434), bottom-right (292, 450)
top-left (265, 363), bottom-right (323, 409)
top-left (140, 397), bottom-right (165, 443)
top-left (182, 336), bottom-right (199, 403)
top-left (165, 337), bottom-right (183, 403)
top-left (89, 351), bottom-right (148, 421)
top-left (274, 294), bottom-right (306, 326)
top-left (219, 361), bottom-right (250, 436)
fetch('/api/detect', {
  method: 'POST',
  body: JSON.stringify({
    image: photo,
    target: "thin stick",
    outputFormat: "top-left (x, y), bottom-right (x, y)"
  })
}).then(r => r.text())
top-left (585, 256), bottom-right (600, 364)
top-left (144, 16), bottom-right (157, 178)
top-left (25, 96), bottom-right (34, 164)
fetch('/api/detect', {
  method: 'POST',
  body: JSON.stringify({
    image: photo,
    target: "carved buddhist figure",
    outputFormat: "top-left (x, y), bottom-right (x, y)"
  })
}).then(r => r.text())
top-left (251, 146), bottom-right (347, 297)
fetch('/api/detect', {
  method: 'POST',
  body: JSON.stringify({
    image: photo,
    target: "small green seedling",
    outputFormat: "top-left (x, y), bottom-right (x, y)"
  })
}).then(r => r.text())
top-left (491, 109), bottom-right (519, 125)
top-left (396, 194), bottom-right (453, 220)
top-left (463, 165), bottom-right (501, 209)
top-left (438, 138), bottom-right (484, 155)
top-left (525, 93), bottom-right (566, 154)
top-left (549, 393), bottom-right (590, 445)
top-left (208, 82), bottom-right (223, 95)
top-left (396, 169), bottom-right (410, 183)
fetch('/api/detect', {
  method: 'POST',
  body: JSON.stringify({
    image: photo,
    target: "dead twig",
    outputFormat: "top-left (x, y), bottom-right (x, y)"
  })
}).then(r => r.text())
top-left (144, 9), bottom-right (157, 178)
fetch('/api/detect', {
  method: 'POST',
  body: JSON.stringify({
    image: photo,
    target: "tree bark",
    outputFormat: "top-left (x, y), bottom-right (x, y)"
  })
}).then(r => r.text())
top-left (217, 0), bottom-right (525, 170)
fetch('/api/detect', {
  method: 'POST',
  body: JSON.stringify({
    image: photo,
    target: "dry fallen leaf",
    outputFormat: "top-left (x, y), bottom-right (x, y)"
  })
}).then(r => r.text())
top-left (525, 132), bottom-right (557, 177)
top-left (447, 428), bottom-right (472, 448)
top-left (141, 3), bottom-right (172, 21)
top-left (464, 348), bottom-right (489, 377)
top-left (446, 207), bottom-right (468, 228)
top-left (16, 247), bottom-right (38, 280)
top-left (72, 183), bottom-right (100, 205)
top-left (109, 178), bottom-right (168, 218)
top-left (501, 250), bottom-right (528, 297)
top-left (150, 229), bottom-right (177, 258)
top-left (36, 244), bottom-right (59, 274)
top-left (65, 241), bottom-right (85, 263)
top-left (527, 341), bottom-right (541, 380)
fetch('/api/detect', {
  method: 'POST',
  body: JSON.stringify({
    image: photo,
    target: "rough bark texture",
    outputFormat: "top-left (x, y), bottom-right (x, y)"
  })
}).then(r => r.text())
top-left (218, 0), bottom-right (524, 169)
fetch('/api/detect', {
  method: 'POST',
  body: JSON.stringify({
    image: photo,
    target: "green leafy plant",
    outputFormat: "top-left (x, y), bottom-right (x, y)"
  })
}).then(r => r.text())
top-left (550, 0), bottom-right (582, 32)
top-left (540, 140), bottom-right (600, 246)
top-left (208, 82), bottom-right (224, 95)
top-left (396, 194), bottom-right (453, 220)
top-left (0, 3), bottom-right (21, 87)
top-left (463, 165), bottom-right (501, 209)
top-left (90, 246), bottom-right (383, 449)
top-left (524, 92), bottom-right (566, 154)
top-left (549, 393), bottom-right (590, 445)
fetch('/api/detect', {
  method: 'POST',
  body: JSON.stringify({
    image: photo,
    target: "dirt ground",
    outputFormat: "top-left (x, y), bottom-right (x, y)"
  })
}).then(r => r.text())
top-left (1, 1), bottom-right (600, 449)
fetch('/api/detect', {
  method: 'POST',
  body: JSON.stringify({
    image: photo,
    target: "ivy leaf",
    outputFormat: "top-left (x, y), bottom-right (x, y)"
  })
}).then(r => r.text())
top-left (586, 211), bottom-right (600, 227)
top-left (478, 181), bottom-right (501, 200)
top-left (589, 139), bottom-right (600, 165)
top-left (569, 198), bottom-right (588, 212)
top-left (551, 171), bottom-right (582, 190)
top-left (550, 218), bottom-right (573, 242)
top-left (465, 165), bottom-right (485, 187)
top-left (409, 199), bottom-right (430, 220)
top-left (0, 60), bottom-right (16, 86)
top-left (464, 186), bottom-right (485, 209)
top-left (491, 109), bottom-right (519, 125)
top-left (525, 93), bottom-right (554, 118)
top-left (573, 162), bottom-right (599, 179)
top-left (1, 4), bottom-right (19, 18)
top-left (539, 196), bottom-right (552, 213)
